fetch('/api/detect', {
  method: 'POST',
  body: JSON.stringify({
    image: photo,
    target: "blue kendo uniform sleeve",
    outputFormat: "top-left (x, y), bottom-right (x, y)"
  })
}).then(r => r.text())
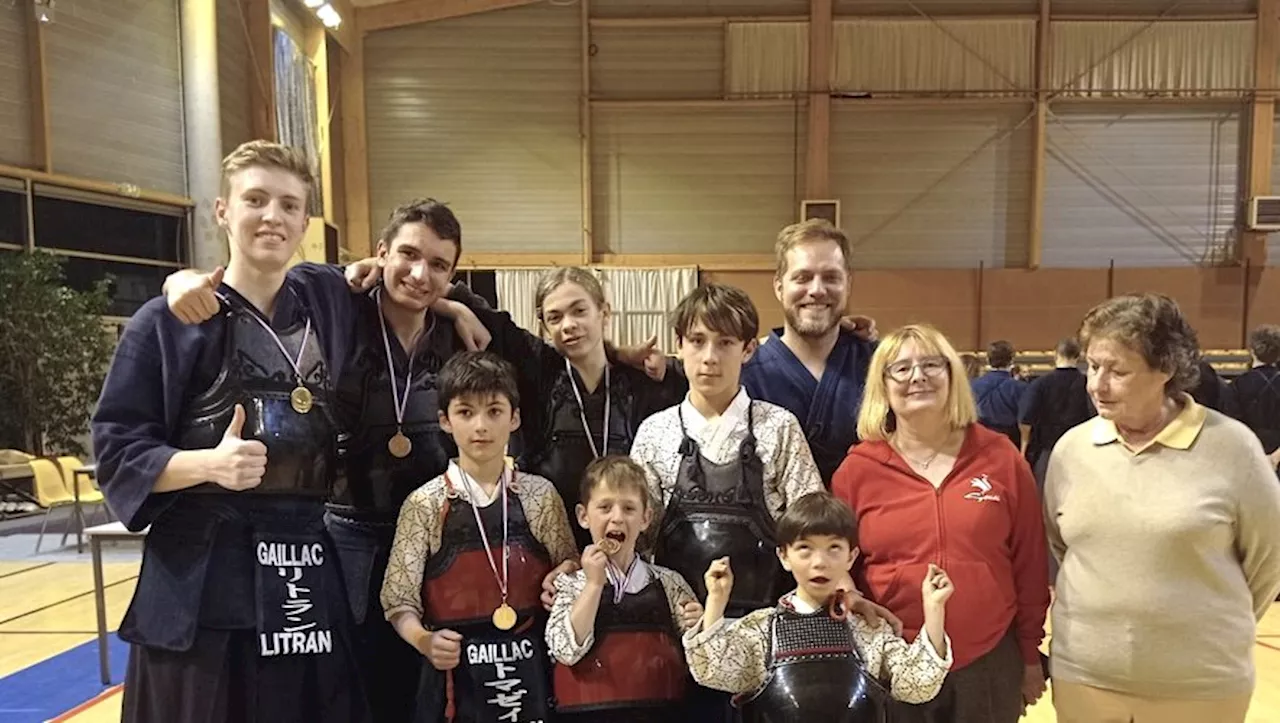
top-left (90, 299), bottom-right (205, 531)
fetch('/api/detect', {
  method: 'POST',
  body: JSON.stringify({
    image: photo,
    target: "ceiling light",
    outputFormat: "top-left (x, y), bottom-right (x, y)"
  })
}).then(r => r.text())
top-left (316, 3), bottom-right (341, 29)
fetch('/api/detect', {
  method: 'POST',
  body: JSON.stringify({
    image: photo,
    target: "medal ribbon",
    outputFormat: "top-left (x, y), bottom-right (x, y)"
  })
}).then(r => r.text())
top-left (604, 553), bottom-right (640, 605)
top-left (240, 302), bottom-right (312, 388)
top-left (450, 466), bottom-right (510, 605)
top-left (376, 288), bottom-right (418, 431)
top-left (565, 358), bottom-right (609, 459)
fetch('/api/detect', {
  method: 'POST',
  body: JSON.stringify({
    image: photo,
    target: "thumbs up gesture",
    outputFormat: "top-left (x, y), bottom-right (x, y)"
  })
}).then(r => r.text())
top-left (164, 266), bottom-right (225, 325)
top-left (211, 404), bottom-right (268, 491)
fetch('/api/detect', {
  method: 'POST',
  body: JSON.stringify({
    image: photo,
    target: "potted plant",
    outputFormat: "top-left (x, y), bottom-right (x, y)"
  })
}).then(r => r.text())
top-left (0, 251), bottom-right (115, 457)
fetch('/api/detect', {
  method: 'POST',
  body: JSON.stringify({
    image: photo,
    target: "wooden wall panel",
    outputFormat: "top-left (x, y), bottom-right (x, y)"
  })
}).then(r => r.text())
top-left (1247, 265), bottom-right (1280, 340)
top-left (981, 269), bottom-right (1110, 350)
top-left (846, 270), bottom-right (982, 350)
top-left (706, 266), bottom-right (1279, 352)
top-left (1112, 267), bottom-right (1246, 350)
top-left (701, 271), bottom-right (786, 333)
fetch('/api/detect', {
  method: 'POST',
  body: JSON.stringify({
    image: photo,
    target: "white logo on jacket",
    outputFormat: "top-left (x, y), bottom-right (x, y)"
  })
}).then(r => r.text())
top-left (963, 475), bottom-right (1002, 503)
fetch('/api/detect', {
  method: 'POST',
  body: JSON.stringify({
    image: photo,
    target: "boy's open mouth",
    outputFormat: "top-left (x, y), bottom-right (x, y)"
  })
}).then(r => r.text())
top-left (809, 576), bottom-right (831, 585)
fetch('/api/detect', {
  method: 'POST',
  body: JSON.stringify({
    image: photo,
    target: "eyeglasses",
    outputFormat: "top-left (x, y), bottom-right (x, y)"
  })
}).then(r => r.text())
top-left (885, 357), bottom-right (949, 382)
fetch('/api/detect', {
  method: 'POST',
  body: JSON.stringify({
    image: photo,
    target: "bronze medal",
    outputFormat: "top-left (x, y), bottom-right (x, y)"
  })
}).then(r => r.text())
top-left (597, 537), bottom-right (621, 555)
top-left (290, 385), bottom-right (313, 414)
top-left (388, 431), bottom-right (412, 458)
top-left (492, 603), bottom-right (517, 631)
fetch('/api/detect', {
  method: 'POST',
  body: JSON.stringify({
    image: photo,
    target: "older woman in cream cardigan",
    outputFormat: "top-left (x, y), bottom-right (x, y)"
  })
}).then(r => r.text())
top-left (1045, 293), bottom-right (1280, 723)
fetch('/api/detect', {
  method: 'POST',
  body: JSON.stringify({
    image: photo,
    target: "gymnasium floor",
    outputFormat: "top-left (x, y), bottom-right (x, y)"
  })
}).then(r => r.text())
top-left (2, 548), bottom-right (1280, 721)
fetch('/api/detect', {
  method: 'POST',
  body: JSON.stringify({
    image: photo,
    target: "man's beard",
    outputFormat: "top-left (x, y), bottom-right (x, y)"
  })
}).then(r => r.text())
top-left (784, 302), bottom-right (841, 338)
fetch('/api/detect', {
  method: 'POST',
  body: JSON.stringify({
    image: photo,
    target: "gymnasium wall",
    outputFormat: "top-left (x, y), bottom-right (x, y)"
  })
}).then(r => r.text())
top-left (352, 0), bottom-right (1280, 349)
top-left (708, 265), bottom-right (1280, 350)
top-left (0, 0), bottom-right (187, 195)
top-left (361, 0), bottom-right (1259, 270)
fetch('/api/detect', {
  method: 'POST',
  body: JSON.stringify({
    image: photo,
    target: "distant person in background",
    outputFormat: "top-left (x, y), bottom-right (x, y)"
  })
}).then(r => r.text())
top-left (960, 353), bottom-right (982, 381)
top-left (1010, 365), bottom-right (1029, 383)
top-left (1189, 358), bottom-right (1235, 417)
top-left (972, 340), bottom-right (1026, 449)
top-left (1018, 337), bottom-right (1094, 487)
top-left (1231, 324), bottom-right (1280, 470)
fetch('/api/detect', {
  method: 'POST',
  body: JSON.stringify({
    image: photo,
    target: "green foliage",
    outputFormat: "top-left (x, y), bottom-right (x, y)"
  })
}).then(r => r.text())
top-left (0, 251), bottom-right (115, 457)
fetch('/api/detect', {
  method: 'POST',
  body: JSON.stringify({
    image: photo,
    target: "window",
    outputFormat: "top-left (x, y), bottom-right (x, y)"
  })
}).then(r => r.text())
top-left (60, 257), bottom-right (174, 318)
top-left (453, 269), bottom-right (498, 309)
top-left (33, 193), bottom-right (187, 263)
top-left (0, 181), bottom-right (25, 248)
top-left (25, 184), bottom-right (189, 317)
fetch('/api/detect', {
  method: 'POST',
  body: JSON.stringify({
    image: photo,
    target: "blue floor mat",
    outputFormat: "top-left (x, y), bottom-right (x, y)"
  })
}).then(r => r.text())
top-left (0, 634), bottom-right (129, 722)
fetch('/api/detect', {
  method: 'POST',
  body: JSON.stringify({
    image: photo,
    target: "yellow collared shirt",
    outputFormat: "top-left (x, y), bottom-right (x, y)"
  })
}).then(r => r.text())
top-left (1090, 394), bottom-right (1206, 453)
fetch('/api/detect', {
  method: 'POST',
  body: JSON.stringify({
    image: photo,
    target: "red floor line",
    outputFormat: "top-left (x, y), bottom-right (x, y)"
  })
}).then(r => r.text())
top-left (49, 683), bottom-right (123, 722)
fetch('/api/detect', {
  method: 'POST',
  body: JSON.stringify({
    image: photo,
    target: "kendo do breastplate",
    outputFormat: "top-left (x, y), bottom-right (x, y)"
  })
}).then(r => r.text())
top-left (656, 402), bottom-right (784, 612)
top-left (176, 301), bottom-right (335, 497)
top-left (421, 486), bottom-right (552, 628)
top-left (525, 368), bottom-right (634, 548)
top-left (330, 333), bottom-right (452, 515)
top-left (553, 578), bottom-right (687, 712)
top-left (737, 607), bottom-right (889, 723)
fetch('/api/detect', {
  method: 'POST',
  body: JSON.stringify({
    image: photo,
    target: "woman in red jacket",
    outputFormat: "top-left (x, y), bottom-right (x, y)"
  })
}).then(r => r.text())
top-left (832, 324), bottom-right (1049, 723)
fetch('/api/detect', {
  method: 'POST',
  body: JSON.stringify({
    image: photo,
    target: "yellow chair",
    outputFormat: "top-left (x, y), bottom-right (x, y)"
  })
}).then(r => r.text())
top-left (54, 456), bottom-right (111, 534)
top-left (30, 457), bottom-right (76, 553)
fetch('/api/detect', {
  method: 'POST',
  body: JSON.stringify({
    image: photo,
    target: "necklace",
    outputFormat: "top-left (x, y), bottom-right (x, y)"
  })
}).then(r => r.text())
top-left (896, 445), bottom-right (942, 469)
top-left (892, 431), bottom-right (954, 470)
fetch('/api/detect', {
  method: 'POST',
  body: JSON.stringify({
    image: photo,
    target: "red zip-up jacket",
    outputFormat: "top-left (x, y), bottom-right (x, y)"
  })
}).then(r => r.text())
top-left (832, 423), bottom-right (1049, 670)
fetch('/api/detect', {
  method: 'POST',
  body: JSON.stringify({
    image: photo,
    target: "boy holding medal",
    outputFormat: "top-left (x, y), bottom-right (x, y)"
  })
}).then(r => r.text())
top-left (381, 351), bottom-right (577, 723)
top-left (547, 455), bottom-right (703, 722)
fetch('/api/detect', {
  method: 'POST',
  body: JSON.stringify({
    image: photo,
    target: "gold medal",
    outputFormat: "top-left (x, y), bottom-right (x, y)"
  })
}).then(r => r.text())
top-left (492, 603), bottom-right (517, 631)
top-left (388, 431), bottom-right (412, 458)
top-left (290, 385), bottom-right (313, 414)
top-left (597, 537), bottom-right (621, 555)
top-left (241, 311), bottom-right (315, 417)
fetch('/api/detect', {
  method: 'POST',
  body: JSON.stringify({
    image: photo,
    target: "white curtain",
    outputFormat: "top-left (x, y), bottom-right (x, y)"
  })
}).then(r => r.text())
top-left (833, 19), bottom-right (1035, 94)
top-left (597, 267), bottom-right (698, 354)
top-left (494, 268), bottom-right (547, 337)
top-left (1050, 21), bottom-right (1253, 97)
top-left (726, 22), bottom-right (809, 97)
top-left (495, 266), bottom-right (698, 353)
